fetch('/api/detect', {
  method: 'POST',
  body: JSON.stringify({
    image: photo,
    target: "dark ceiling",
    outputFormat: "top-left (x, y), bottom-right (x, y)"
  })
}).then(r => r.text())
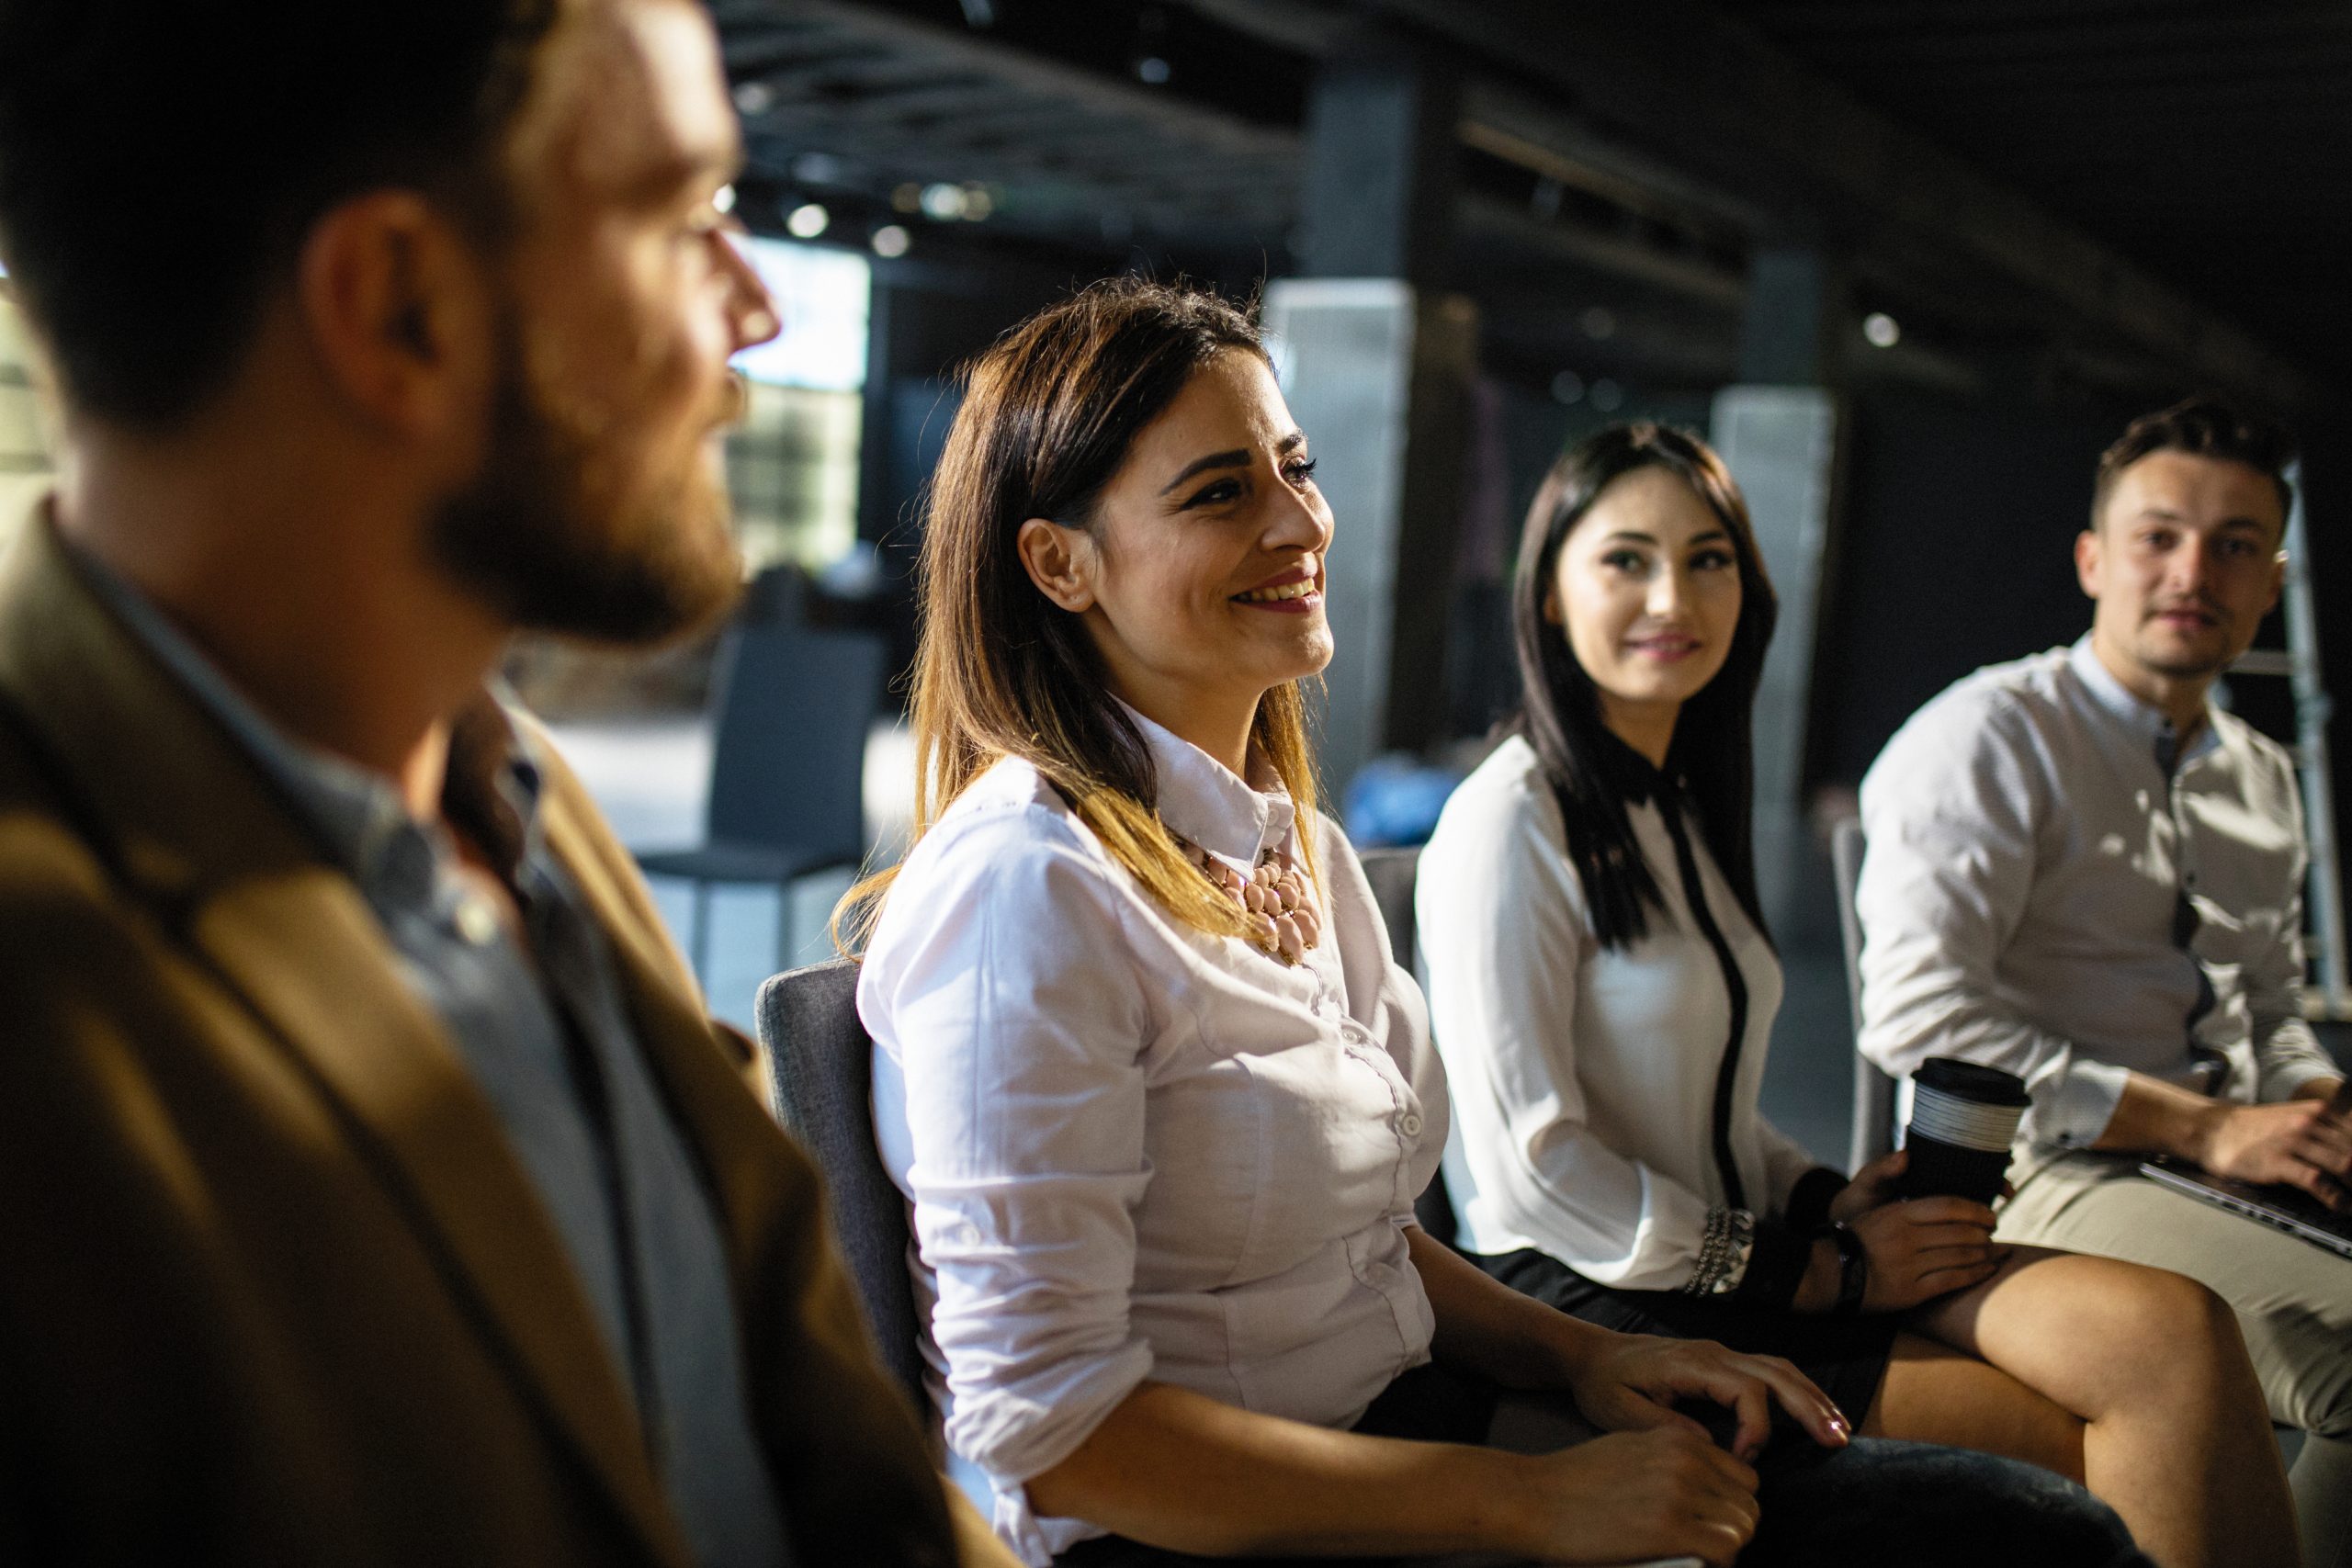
top-left (1724, 0), bottom-right (2352, 402)
top-left (714, 0), bottom-right (2349, 409)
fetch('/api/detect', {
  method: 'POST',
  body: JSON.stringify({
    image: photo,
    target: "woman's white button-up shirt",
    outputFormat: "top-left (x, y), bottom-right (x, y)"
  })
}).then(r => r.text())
top-left (860, 710), bottom-right (1444, 1564)
top-left (1417, 734), bottom-right (1819, 1291)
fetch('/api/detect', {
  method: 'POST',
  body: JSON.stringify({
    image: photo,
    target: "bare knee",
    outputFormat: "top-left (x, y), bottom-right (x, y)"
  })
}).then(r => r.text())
top-left (2100, 1265), bottom-right (2245, 1382)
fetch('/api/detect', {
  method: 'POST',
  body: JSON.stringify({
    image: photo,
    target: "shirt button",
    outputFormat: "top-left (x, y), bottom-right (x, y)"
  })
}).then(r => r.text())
top-left (454, 896), bottom-right (501, 946)
top-left (1398, 1112), bottom-right (1424, 1138)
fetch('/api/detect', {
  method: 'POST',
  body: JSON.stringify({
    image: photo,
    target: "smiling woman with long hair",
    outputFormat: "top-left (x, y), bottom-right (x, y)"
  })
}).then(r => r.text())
top-left (1416, 422), bottom-right (2298, 1568)
top-left (843, 281), bottom-right (2152, 1568)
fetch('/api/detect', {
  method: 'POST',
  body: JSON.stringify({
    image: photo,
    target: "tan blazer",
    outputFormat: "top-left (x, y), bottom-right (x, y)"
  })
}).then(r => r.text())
top-left (0, 513), bottom-right (987, 1566)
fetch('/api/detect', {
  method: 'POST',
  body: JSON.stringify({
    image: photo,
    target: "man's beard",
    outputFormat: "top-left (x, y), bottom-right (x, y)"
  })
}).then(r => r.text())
top-left (430, 316), bottom-right (745, 646)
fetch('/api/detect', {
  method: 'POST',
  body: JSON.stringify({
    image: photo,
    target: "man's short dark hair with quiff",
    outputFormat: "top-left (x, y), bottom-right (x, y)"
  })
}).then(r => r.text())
top-left (0, 0), bottom-right (561, 432)
top-left (2092, 395), bottom-right (2297, 533)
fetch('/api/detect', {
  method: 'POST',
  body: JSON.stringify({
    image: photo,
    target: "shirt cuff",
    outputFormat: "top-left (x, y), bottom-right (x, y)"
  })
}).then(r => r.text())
top-left (2256, 1026), bottom-right (2344, 1102)
top-left (945, 1338), bottom-right (1155, 1493)
top-left (2262, 1056), bottom-right (2344, 1103)
top-left (1733, 1217), bottom-right (1814, 1310)
top-left (2030, 1058), bottom-right (2133, 1148)
top-left (1781, 1167), bottom-right (1847, 1236)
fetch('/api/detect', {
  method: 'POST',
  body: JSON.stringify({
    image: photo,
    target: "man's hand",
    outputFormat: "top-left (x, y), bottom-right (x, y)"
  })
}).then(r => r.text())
top-left (1845, 1196), bottom-right (2005, 1311)
top-left (1559, 1328), bottom-right (1849, 1463)
top-left (1796, 1160), bottom-right (2005, 1314)
top-left (1826, 1148), bottom-right (1907, 1223)
top-left (2194, 1097), bottom-right (2352, 1209)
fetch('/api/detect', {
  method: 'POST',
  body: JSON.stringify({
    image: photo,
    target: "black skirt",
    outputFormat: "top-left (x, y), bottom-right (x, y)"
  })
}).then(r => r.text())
top-left (1475, 1246), bottom-right (1900, 1428)
top-left (1048, 1348), bottom-right (2146, 1568)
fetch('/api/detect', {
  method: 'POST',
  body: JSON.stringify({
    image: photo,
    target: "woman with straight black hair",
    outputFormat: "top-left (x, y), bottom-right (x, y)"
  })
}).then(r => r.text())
top-left (1418, 422), bottom-right (2298, 1568)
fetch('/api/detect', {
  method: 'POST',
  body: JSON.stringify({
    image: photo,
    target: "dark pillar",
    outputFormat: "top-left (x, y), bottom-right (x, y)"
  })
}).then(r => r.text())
top-left (1714, 243), bottom-right (1850, 937)
top-left (1272, 35), bottom-right (1473, 791)
top-left (1297, 43), bottom-right (1457, 286)
top-left (1737, 246), bottom-right (1850, 386)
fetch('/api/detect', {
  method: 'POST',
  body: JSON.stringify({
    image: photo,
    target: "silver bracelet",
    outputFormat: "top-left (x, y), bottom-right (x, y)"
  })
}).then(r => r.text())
top-left (1682, 1206), bottom-right (1756, 1297)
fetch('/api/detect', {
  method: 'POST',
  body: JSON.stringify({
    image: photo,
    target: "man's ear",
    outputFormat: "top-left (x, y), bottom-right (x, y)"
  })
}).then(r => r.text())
top-left (2074, 526), bottom-right (2103, 601)
top-left (1016, 517), bottom-right (1097, 612)
top-left (295, 191), bottom-right (490, 440)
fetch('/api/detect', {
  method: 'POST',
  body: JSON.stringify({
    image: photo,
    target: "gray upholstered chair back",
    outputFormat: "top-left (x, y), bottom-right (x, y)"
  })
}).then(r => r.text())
top-left (1356, 845), bottom-right (1461, 1247)
top-left (757, 957), bottom-right (928, 1407)
top-left (1833, 817), bottom-right (1898, 1170)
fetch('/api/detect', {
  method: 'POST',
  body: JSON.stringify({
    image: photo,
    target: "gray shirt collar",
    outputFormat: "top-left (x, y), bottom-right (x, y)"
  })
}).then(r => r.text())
top-left (66, 539), bottom-right (545, 892)
top-left (2065, 633), bottom-right (2223, 771)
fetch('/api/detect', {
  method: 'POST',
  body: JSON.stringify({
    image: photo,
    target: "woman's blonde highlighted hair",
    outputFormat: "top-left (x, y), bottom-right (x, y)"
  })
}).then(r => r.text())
top-left (836, 276), bottom-right (1320, 952)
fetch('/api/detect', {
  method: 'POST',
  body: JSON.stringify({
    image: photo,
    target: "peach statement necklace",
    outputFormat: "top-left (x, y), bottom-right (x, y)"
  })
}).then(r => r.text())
top-left (1178, 840), bottom-right (1321, 964)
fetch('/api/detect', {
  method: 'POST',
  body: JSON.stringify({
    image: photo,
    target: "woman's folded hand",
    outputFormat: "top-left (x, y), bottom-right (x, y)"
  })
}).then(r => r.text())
top-left (1556, 1327), bottom-right (1850, 1463)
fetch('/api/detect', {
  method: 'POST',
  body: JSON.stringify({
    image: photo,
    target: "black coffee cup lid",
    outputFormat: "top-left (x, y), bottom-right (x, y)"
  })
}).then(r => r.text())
top-left (1916, 1056), bottom-right (2030, 1107)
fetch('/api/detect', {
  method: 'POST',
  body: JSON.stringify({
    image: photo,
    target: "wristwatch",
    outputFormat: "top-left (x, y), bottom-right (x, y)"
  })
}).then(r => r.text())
top-left (1825, 1221), bottom-right (1869, 1317)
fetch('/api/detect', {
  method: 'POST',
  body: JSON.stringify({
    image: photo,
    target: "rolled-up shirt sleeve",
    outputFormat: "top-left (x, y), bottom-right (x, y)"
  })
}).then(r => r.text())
top-left (1419, 776), bottom-right (1717, 1291)
top-left (864, 807), bottom-right (1158, 1491)
top-left (1857, 696), bottom-right (2128, 1146)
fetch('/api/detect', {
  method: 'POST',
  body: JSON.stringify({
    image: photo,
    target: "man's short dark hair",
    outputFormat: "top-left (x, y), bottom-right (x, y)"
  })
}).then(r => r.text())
top-left (0, 0), bottom-right (560, 431)
top-left (2092, 395), bottom-right (2297, 531)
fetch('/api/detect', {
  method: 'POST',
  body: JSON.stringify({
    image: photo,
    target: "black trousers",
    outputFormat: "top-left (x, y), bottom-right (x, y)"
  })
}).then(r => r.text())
top-left (1056, 1357), bottom-right (2150, 1568)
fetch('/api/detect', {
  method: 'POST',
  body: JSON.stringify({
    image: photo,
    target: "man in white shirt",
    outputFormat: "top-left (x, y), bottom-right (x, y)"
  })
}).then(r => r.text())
top-left (1856, 398), bottom-right (2351, 1561)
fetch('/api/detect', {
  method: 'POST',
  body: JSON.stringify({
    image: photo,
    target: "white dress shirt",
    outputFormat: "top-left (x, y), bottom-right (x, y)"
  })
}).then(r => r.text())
top-left (1417, 734), bottom-right (1820, 1292)
top-left (1857, 637), bottom-right (2337, 1150)
top-left (860, 708), bottom-right (1444, 1565)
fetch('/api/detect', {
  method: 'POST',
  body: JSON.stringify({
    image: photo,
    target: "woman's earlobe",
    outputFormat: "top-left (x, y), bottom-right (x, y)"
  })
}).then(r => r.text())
top-left (1015, 516), bottom-right (1096, 612)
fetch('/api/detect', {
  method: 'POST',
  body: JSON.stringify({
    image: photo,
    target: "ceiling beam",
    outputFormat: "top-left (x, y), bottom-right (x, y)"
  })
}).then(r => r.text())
top-left (1355, 0), bottom-right (2317, 408)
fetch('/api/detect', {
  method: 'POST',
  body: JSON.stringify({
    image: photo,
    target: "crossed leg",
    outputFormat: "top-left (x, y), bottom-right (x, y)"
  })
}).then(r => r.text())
top-left (1860, 1246), bottom-right (2296, 1568)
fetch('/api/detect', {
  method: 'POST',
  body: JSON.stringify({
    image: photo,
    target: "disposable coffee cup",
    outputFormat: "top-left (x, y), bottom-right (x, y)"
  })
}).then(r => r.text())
top-left (1897, 1058), bottom-right (2030, 1205)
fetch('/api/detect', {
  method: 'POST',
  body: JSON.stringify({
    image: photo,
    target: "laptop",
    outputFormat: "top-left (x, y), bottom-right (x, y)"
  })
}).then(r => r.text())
top-left (2138, 1159), bottom-right (2352, 1259)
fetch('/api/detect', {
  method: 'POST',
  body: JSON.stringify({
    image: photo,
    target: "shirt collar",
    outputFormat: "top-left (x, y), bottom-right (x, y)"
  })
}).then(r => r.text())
top-left (2065, 634), bottom-right (2222, 771)
top-left (66, 537), bottom-right (546, 890)
top-left (1116, 698), bottom-right (1296, 868)
top-left (1597, 726), bottom-right (1677, 808)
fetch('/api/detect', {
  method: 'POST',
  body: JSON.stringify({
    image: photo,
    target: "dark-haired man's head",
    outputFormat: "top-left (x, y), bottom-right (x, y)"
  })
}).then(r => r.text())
top-left (0, 0), bottom-right (775, 643)
top-left (2076, 396), bottom-right (2290, 704)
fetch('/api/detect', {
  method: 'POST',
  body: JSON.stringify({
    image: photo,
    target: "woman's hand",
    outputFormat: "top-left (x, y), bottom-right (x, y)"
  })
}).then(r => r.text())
top-left (1510, 1428), bottom-right (1760, 1568)
top-left (1800, 1150), bottom-right (2006, 1313)
top-left (1826, 1147), bottom-right (1908, 1222)
top-left (1556, 1325), bottom-right (1849, 1463)
top-left (1851, 1194), bottom-right (2005, 1311)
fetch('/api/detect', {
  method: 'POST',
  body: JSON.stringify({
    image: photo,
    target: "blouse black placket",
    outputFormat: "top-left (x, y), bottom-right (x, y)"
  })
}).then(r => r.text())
top-left (1652, 788), bottom-right (1751, 1212)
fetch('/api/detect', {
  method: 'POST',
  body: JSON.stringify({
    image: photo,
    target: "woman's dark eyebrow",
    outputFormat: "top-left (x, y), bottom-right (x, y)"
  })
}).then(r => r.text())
top-left (1159, 433), bottom-right (1309, 496)
top-left (1161, 449), bottom-right (1249, 495)
top-left (1598, 527), bottom-right (1731, 546)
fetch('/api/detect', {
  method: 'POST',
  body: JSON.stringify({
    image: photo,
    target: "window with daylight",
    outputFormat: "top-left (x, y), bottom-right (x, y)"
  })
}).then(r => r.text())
top-left (725, 236), bottom-right (870, 575)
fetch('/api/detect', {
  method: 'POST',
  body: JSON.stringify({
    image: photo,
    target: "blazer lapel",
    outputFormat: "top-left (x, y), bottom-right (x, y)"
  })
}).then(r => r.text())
top-left (0, 512), bottom-right (693, 1568)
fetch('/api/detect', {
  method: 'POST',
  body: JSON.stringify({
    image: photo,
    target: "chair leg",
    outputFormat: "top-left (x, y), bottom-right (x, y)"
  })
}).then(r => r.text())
top-left (689, 879), bottom-right (713, 992)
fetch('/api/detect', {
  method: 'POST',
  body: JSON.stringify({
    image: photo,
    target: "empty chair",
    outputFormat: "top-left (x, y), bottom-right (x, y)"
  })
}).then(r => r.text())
top-left (638, 625), bottom-right (886, 985)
